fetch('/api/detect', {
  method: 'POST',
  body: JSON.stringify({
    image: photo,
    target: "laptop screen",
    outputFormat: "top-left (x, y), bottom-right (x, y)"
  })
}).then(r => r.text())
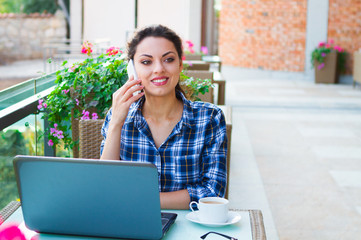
top-left (13, 155), bottom-right (176, 240)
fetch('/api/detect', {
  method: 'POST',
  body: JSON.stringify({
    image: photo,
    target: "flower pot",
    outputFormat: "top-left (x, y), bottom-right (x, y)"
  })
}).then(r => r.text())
top-left (70, 88), bottom-right (97, 158)
top-left (315, 51), bottom-right (338, 84)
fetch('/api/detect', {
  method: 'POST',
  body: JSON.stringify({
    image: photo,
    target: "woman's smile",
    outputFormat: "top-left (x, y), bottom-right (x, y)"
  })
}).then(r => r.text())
top-left (151, 77), bottom-right (169, 86)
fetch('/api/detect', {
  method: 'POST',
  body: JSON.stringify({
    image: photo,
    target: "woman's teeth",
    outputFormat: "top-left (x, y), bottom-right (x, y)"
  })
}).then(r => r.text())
top-left (152, 78), bottom-right (167, 83)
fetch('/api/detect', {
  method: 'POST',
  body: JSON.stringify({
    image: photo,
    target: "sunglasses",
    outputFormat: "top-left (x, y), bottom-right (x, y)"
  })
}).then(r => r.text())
top-left (200, 231), bottom-right (238, 240)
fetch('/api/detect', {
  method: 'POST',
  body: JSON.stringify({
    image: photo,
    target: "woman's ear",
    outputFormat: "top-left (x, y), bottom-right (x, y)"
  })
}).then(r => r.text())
top-left (179, 59), bottom-right (183, 72)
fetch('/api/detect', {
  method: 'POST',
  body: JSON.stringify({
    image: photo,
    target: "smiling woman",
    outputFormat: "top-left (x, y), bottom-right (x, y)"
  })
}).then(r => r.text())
top-left (100, 25), bottom-right (228, 210)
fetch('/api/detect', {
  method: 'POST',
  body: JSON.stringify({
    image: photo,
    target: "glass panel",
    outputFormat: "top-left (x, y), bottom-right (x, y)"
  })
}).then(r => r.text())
top-left (0, 113), bottom-right (44, 209)
top-left (0, 73), bottom-right (56, 111)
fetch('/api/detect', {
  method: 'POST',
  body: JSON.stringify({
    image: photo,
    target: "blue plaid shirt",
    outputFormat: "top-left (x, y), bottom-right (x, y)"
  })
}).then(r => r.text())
top-left (100, 92), bottom-right (227, 201)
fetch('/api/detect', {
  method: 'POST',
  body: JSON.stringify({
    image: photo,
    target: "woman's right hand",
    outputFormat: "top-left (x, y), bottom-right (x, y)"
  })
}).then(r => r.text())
top-left (109, 75), bottom-right (144, 128)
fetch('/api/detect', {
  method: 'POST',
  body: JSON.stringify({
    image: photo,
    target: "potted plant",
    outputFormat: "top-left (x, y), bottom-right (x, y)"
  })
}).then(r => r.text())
top-left (37, 43), bottom-right (128, 157)
top-left (38, 41), bottom-right (213, 157)
top-left (311, 39), bottom-right (347, 84)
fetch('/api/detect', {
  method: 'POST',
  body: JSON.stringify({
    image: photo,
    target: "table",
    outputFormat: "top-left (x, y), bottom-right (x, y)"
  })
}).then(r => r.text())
top-left (214, 71), bottom-right (226, 105)
top-left (202, 55), bottom-right (222, 72)
top-left (1, 201), bottom-right (266, 240)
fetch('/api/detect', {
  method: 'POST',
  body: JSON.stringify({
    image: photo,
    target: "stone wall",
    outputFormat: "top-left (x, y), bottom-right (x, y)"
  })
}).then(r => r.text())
top-left (219, 0), bottom-right (307, 72)
top-left (0, 10), bottom-right (66, 64)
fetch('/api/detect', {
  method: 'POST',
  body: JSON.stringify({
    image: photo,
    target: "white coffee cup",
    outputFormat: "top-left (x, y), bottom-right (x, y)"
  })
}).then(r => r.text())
top-left (189, 197), bottom-right (229, 223)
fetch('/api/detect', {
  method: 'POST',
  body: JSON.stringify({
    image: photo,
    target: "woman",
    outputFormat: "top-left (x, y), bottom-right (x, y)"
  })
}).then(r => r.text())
top-left (100, 25), bottom-right (227, 209)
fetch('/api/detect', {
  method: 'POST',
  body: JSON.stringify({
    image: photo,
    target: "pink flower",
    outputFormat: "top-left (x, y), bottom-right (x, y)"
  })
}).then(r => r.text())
top-left (321, 52), bottom-right (327, 57)
top-left (182, 55), bottom-right (186, 61)
top-left (334, 45), bottom-right (343, 52)
top-left (318, 63), bottom-right (325, 70)
top-left (56, 130), bottom-right (64, 139)
top-left (186, 40), bottom-right (194, 48)
top-left (50, 124), bottom-right (64, 139)
top-left (50, 127), bottom-right (56, 134)
top-left (37, 99), bottom-right (46, 110)
top-left (81, 110), bottom-right (90, 120)
top-left (106, 47), bottom-right (121, 56)
top-left (329, 39), bottom-right (334, 44)
top-left (0, 224), bottom-right (27, 240)
top-left (48, 140), bottom-right (54, 146)
top-left (92, 113), bottom-right (98, 120)
top-left (201, 46), bottom-right (208, 55)
top-left (318, 42), bottom-right (325, 48)
top-left (81, 41), bottom-right (93, 56)
top-left (62, 89), bottom-right (70, 94)
top-left (75, 99), bottom-right (79, 106)
top-left (184, 40), bottom-right (195, 53)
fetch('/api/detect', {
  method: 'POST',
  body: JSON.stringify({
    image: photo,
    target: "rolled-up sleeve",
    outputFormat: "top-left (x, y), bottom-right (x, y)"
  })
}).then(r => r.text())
top-left (186, 108), bottom-right (228, 202)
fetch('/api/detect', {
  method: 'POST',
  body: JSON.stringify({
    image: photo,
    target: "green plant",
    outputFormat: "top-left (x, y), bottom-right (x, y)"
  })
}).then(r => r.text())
top-left (38, 42), bottom-right (213, 152)
top-left (180, 71), bottom-right (213, 101)
top-left (311, 39), bottom-right (347, 72)
top-left (0, 0), bottom-right (65, 14)
top-left (38, 45), bottom-right (128, 151)
top-left (0, 129), bottom-right (26, 209)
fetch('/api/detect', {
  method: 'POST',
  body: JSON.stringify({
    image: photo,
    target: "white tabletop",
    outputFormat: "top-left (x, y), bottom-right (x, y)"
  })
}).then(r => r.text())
top-left (5, 208), bottom-right (254, 240)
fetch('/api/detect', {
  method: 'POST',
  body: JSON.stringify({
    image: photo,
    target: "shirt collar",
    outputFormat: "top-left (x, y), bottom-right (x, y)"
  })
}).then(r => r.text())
top-left (177, 91), bottom-right (195, 130)
top-left (125, 91), bottom-right (196, 130)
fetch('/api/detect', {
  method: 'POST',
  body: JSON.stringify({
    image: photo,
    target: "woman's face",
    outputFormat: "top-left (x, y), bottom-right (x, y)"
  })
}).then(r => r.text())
top-left (133, 37), bottom-right (183, 98)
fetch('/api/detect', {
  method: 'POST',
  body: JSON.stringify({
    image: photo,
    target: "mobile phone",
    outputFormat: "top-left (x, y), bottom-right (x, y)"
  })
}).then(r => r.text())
top-left (127, 59), bottom-right (141, 96)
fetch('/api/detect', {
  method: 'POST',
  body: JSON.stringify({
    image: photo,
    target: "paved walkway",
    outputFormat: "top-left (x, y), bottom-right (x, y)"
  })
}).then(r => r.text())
top-left (0, 59), bottom-right (44, 90)
top-left (224, 66), bottom-right (361, 240)
top-left (2, 60), bottom-right (361, 239)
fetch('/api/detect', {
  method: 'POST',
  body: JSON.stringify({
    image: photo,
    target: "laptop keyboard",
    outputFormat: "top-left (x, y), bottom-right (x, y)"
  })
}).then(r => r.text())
top-left (161, 213), bottom-right (168, 227)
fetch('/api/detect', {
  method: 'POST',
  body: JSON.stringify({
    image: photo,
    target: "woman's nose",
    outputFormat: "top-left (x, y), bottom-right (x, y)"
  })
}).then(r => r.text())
top-left (153, 60), bottom-right (165, 73)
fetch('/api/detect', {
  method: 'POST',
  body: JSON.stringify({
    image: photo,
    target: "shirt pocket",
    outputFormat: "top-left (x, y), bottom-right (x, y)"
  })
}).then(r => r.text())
top-left (174, 154), bottom-right (200, 185)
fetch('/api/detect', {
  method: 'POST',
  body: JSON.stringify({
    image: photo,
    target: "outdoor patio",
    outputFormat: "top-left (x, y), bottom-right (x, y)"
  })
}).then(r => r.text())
top-left (1, 59), bottom-right (361, 239)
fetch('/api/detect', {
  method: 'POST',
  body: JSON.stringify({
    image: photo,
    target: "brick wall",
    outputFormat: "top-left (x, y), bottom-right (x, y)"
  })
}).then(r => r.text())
top-left (219, 0), bottom-right (307, 72)
top-left (328, 0), bottom-right (361, 74)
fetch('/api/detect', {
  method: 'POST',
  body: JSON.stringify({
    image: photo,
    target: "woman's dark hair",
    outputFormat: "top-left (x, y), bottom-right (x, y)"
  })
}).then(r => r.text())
top-left (126, 25), bottom-right (185, 96)
top-left (127, 24), bottom-right (183, 61)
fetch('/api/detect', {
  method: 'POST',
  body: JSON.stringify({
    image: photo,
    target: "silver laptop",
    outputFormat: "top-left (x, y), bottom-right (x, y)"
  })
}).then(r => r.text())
top-left (13, 155), bottom-right (177, 240)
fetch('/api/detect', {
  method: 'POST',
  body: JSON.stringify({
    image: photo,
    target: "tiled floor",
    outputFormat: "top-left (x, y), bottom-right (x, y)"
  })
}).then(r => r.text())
top-left (224, 66), bottom-right (361, 240)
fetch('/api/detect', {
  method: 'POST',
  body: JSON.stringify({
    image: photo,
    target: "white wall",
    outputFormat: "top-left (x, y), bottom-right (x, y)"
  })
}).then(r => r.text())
top-left (137, 0), bottom-right (202, 51)
top-left (70, 0), bottom-right (82, 41)
top-left (83, 0), bottom-right (136, 47)
top-left (305, 0), bottom-right (329, 75)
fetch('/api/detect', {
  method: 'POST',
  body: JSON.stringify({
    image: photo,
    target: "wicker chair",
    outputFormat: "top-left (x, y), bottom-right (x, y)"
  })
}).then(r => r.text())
top-left (79, 119), bottom-right (105, 159)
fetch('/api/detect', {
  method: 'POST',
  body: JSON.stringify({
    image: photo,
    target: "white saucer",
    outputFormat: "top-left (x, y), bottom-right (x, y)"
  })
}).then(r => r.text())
top-left (186, 211), bottom-right (241, 227)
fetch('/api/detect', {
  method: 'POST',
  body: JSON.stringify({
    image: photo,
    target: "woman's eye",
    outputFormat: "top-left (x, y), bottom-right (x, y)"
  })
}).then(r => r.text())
top-left (165, 57), bottom-right (175, 63)
top-left (141, 60), bottom-right (151, 65)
